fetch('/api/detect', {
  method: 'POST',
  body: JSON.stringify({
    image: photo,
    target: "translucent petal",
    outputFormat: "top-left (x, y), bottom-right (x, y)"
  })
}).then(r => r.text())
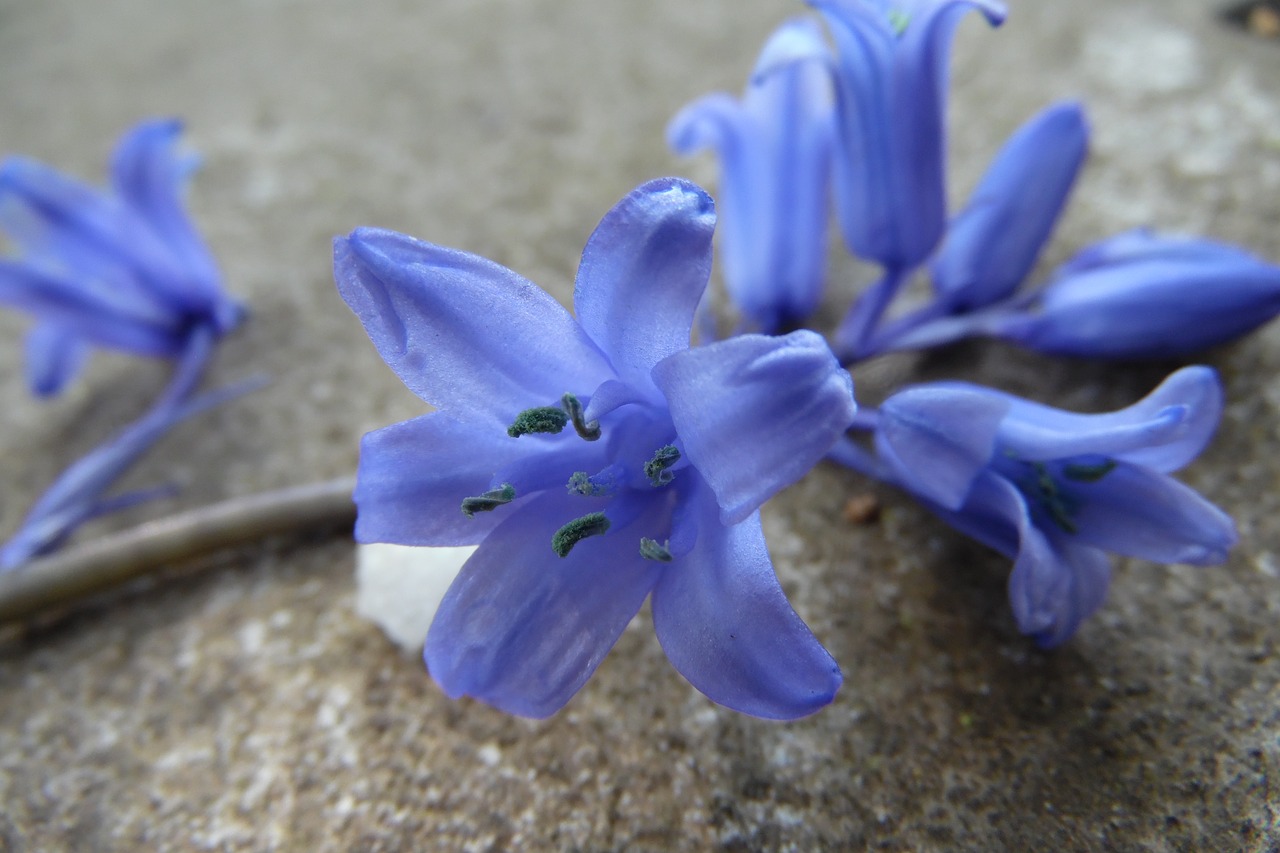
top-left (654, 330), bottom-right (856, 524)
top-left (572, 178), bottom-right (714, 396)
top-left (424, 489), bottom-right (664, 718)
top-left (651, 484), bottom-right (840, 719)
top-left (334, 228), bottom-right (613, 419)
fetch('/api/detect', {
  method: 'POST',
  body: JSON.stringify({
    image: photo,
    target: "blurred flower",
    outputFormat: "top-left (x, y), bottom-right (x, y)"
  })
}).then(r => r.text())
top-left (931, 102), bottom-right (1088, 312)
top-left (668, 18), bottom-right (834, 333)
top-left (873, 366), bottom-right (1236, 646)
top-left (335, 178), bottom-right (856, 719)
top-left (0, 118), bottom-right (244, 397)
top-left (988, 230), bottom-right (1280, 359)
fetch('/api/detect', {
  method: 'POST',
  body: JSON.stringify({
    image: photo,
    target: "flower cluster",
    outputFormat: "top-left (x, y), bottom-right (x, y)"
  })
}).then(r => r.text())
top-left (0, 119), bottom-right (246, 568)
top-left (332, 0), bottom-right (1275, 720)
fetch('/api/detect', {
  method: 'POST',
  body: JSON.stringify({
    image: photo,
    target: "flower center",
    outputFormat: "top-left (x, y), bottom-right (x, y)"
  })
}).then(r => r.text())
top-left (998, 454), bottom-right (1118, 536)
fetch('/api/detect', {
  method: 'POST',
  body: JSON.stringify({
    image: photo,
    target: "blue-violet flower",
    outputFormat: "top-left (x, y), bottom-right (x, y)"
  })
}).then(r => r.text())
top-left (0, 118), bottom-right (244, 397)
top-left (334, 178), bottom-right (857, 719)
top-left (873, 366), bottom-right (1236, 646)
top-left (668, 17), bottom-right (835, 333)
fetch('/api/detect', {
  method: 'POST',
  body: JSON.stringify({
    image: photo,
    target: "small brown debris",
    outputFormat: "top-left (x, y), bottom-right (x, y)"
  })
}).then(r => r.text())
top-left (1249, 4), bottom-right (1280, 36)
top-left (842, 494), bottom-right (882, 525)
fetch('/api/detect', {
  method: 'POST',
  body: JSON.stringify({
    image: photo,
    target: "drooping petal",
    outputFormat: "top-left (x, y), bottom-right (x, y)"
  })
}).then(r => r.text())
top-left (572, 178), bottom-right (715, 396)
top-left (109, 118), bottom-right (226, 316)
top-left (24, 323), bottom-right (87, 398)
top-left (932, 102), bottom-right (1088, 310)
top-left (654, 330), bottom-right (856, 524)
top-left (334, 228), bottom-right (613, 420)
top-left (1053, 228), bottom-right (1260, 278)
top-left (424, 489), bottom-right (664, 718)
top-left (355, 413), bottom-right (538, 547)
top-left (993, 249), bottom-right (1280, 359)
top-left (988, 366), bottom-right (1224, 472)
top-left (651, 483), bottom-right (840, 720)
top-left (1066, 462), bottom-right (1237, 566)
top-left (0, 260), bottom-right (183, 356)
top-left (875, 384), bottom-right (1009, 509)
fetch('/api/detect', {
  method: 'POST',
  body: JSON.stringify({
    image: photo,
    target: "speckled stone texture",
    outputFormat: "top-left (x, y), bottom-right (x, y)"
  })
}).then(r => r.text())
top-left (1, 0), bottom-right (1278, 850)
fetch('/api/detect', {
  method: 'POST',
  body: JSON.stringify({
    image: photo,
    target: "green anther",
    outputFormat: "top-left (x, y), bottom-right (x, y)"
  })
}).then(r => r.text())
top-left (461, 483), bottom-right (516, 518)
top-left (644, 445), bottom-right (681, 487)
top-left (1028, 462), bottom-right (1079, 535)
top-left (561, 393), bottom-right (601, 441)
top-left (507, 406), bottom-right (568, 438)
top-left (1062, 459), bottom-right (1117, 483)
top-left (551, 512), bottom-right (611, 557)
top-left (639, 538), bottom-right (673, 563)
top-left (887, 8), bottom-right (910, 36)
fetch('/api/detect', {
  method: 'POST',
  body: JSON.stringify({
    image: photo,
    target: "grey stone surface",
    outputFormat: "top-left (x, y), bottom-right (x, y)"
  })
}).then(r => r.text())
top-left (0, 0), bottom-right (1278, 849)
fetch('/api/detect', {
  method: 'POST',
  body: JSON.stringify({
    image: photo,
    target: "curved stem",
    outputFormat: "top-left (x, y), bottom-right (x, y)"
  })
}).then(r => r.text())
top-left (835, 265), bottom-right (907, 365)
top-left (0, 477), bottom-right (356, 624)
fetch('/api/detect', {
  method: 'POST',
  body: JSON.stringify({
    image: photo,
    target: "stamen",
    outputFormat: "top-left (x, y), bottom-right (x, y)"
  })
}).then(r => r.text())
top-left (1029, 462), bottom-right (1078, 535)
top-left (508, 407), bottom-right (568, 438)
top-left (1062, 459), bottom-right (1117, 483)
top-left (644, 445), bottom-right (681, 487)
top-left (639, 538), bottom-right (673, 563)
top-left (567, 470), bottom-right (616, 497)
top-left (552, 512), bottom-right (611, 557)
top-left (561, 393), bottom-right (601, 441)
top-left (461, 483), bottom-right (516, 518)
top-left (887, 8), bottom-right (910, 36)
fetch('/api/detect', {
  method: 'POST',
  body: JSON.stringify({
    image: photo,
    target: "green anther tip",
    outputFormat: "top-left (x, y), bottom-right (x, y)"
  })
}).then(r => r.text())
top-left (508, 406), bottom-right (568, 438)
top-left (644, 445), bottom-right (681, 487)
top-left (561, 393), bottom-right (601, 441)
top-left (552, 512), bottom-right (611, 558)
top-left (460, 483), bottom-right (516, 518)
top-left (639, 538), bottom-right (673, 563)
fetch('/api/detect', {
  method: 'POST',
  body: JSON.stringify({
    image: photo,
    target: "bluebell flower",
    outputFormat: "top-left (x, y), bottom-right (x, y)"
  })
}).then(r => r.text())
top-left (773, 0), bottom-right (1006, 271)
top-left (872, 366), bottom-right (1236, 646)
top-left (667, 18), bottom-right (834, 334)
top-left (930, 102), bottom-right (1088, 312)
top-left (334, 178), bottom-right (857, 719)
top-left (0, 118), bottom-right (244, 397)
top-left (984, 230), bottom-right (1280, 359)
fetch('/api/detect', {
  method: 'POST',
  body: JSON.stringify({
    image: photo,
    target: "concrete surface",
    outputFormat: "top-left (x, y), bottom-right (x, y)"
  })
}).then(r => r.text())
top-left (0, 0), bottom-right (1278, 849)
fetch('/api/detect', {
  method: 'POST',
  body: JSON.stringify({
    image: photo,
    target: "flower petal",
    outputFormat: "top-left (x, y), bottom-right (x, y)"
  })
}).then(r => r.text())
top-left (654, 330), bottom-right (856, 524)
top-left (991, 366), bottom-right (1224, 472)
top-left (932, 102), bottom-right (1088, 310)
top-left (24, 323), bottom-right (87, 398)
top-left (876, 384), bottom-right (1009, 509)
top-left (650, 485), bottom-right (841, 719)
top-left (109, 119), bottom-right (226, 315)
top-left (424, 489), bottom-right (663, 718)
top-left (572, 178), bottom-right (714, 395)
top-left (1067, 462), bottom-right (1237, 566)
top-left (334, 228), bottom-right (613, 420)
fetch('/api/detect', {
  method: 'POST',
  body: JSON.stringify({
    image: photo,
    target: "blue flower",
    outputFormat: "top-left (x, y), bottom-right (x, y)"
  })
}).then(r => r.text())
top-left (985, 230), bottom-right (1280, 359)
top-left (0, 118), bottom-right (244, 397)
top-left (668, 18), bottom-right (835, 333)
top-left (930, 101), bottom-right (1089, 312)
top-left (334, 178), bottom-right (857, 719)
top-left (776, 0), bottom-right (1006, 271)
top-left (872, 366), bottom-right (1236, 646)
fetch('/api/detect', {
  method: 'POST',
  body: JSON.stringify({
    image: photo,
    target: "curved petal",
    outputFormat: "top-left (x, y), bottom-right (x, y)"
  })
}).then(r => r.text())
top-left (651, 484), bottom-right (840, 719)
top-left (888, 0), bottom-right (1007, 267)
top-left (110, 118), bottom-right (225, 311)
top-left (932, 101), bottom-right (1088, 309)
top-left (24, 323), bottom-right (88, 398)
top-left (654, 330), bottom-right (856, 524)
top-left (572, 178), bottom-right (715, 395)
top-left (988, 366), bottom-right (1224, 472)
top-left (354, 413), bottom-right (536, 547)
top-left (876, 384), bottom-right (1009, 509)
top-left (424, 489), bottom-right (664, 718)
top-left (1054, 229), bottom-right (1261, 278)
top-left (1068, 462), bottom-right (1237, 566)
top-left (334, 228), bottom-right (613, 420)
